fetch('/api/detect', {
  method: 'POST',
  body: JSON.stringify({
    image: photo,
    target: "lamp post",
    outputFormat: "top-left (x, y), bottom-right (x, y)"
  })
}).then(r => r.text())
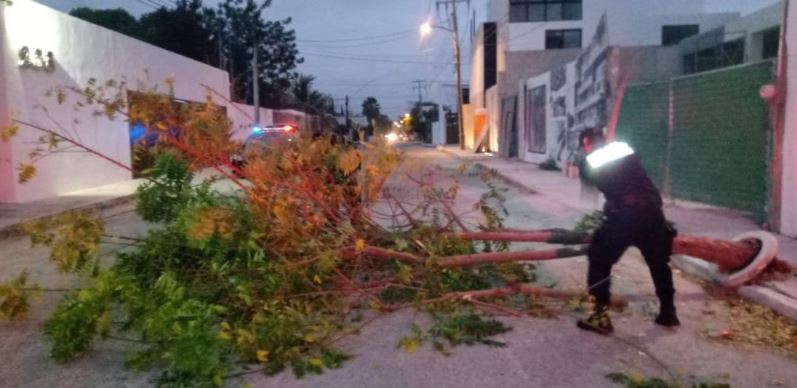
top-left (421, 14), bottom-right (465, 150)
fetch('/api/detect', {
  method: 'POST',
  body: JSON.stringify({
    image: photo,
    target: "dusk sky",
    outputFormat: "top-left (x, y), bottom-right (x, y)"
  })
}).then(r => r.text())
top-left (37, 0), bottom-right (781, 117)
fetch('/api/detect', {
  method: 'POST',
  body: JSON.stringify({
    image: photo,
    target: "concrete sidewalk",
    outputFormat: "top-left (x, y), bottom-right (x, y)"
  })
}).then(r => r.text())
top-left (0, 167), bottom-right (239, 237)
top-left (436, 145), bottom-right (797, 321)
top-left (0, 179), bottom-right (141, 236)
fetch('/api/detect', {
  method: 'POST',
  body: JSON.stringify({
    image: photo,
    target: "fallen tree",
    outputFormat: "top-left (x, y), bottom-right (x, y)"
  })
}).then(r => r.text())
top-left (0, 79), bottom-right (612, 386)
top-left (0, 78), bottom-right (781, 387)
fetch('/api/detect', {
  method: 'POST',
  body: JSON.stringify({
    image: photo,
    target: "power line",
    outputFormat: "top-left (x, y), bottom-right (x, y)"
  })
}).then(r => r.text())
top-left (300, 52), bottom-right (439, 65)
top-left (133, 0), bottom-right (165, 10)
top-left (145, 0), bottom-right (171, 8)
top-left (150, 0), bottom-right (175, 7)
top-left (301, 50), bottom-right (436, 60)
top-left (298, 35), bottom-right (413, 49)
top-left (133, 0), bottom-right (178, 10)
top-left (297, 29), bottom-right (414, 43)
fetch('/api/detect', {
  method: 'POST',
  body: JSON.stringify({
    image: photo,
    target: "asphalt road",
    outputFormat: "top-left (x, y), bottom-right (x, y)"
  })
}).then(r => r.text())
top-left (1, 145), bottom-right (795, 388)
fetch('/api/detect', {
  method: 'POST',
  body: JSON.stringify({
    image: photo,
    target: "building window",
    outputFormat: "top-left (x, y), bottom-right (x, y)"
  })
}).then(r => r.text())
top-left (762, 27), bottom-right (780, 59)
top-left (682, 37), bottom-right (746, 75)
top-left (545, 29), bottom-right (582, 49)
top-left (510, 0), bottom-right (582, 23)
top-left (662, 25), bottom-right (699, 46)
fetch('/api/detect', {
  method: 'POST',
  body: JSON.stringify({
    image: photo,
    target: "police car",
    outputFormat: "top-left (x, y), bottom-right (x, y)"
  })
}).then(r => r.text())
top-left (231, 124), bottom-right (298, 169)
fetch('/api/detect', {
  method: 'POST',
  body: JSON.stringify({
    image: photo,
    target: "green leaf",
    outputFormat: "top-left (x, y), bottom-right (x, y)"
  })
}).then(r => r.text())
top-left (396, 261), bottom-right (413, 284)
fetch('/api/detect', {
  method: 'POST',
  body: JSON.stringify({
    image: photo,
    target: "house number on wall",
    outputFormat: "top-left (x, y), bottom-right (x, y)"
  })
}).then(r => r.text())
top-left (18, 46), bottom-right (55, 73)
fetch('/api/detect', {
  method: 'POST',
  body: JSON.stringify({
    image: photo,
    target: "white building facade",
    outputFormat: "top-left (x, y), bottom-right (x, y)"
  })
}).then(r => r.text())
top-left (0, 0), bottom-right (276, 203)
top-left (468, 0), bottom-right (739, 154)
top-left (780, 0), bottom-right (797, 237)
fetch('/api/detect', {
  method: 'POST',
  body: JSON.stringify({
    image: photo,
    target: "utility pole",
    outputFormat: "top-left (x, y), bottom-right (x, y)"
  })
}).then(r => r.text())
top-left (345, 95), bottom-right (351, 140)
top-left (252, 44), bottom-right (260, 126)
top-left (432, 0), bottom-right (468, 149)
top-left (450, 2), bottom-right (465, 150)
top-left (412, 79), bottom-right (426, 105)
top-left (412, 79), bottom-right (428, 142)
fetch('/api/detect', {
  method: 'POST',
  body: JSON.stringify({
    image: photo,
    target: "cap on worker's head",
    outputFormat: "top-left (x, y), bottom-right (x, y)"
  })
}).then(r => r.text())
top-left (579, 127), bottom-right (605, 148)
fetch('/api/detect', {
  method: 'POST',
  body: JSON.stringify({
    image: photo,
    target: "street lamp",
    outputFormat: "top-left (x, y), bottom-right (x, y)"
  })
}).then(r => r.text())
top-left (420, 16), bottom-right (465, 150)
top-left (420, 21), bottom-right (433, 36)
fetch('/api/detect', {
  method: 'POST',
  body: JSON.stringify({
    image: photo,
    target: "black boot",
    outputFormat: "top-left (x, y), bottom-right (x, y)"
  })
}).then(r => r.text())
top-left (577, 305), bottom-right (614, 335)
top-left (655, 307), bottom-right (680, 327)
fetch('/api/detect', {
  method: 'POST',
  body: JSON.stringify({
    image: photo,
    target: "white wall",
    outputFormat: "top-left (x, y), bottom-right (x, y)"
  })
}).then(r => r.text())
top-left (0, 6), bottom-right (11, 202)
top-left (0, 0), bottom-right (232, 203)
top-left (431, 121), bottom-right (446, 145)
top-left (498, 0), bottom-right (734, 52)
top-left (469, 25), bottom-right (486, 109)
top-left (518, 71), bottom-right (551, 164)
top-left (485, 86), bottom-right (500, 151)
top-left (725, 1), bottom-right (784, 61)
top-left (781, 0), bottom-right (797, 237)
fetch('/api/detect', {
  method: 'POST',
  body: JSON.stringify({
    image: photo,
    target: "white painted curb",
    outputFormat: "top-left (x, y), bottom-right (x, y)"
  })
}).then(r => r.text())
top-left (711, 231), bottom-right (779, 288)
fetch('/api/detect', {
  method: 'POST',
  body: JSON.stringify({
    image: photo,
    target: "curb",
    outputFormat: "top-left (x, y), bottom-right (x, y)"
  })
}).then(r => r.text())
top-left (0, 194), bottom-right (135, 239)
top-left (435, 145), bottom-right (542, 196)
top-left (471, 163), bottom-right (540, 196)
top-left (431, 147), bottom-right (797, 322)
top-left (739, 286), bottom-right (797, 322)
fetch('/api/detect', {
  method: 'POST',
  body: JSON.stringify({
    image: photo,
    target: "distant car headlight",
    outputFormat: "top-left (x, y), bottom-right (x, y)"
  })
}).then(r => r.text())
top-left (385, 133), bottom-right (399, 143)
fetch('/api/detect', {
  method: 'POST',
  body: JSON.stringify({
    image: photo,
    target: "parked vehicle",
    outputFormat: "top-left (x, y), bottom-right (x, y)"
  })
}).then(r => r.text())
top-left (231, 124), bottom-right (298, 170)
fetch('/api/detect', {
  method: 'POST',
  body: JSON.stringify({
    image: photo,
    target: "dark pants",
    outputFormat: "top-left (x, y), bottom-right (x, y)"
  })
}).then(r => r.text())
top-left (587, 205), bottom-right (677, 311)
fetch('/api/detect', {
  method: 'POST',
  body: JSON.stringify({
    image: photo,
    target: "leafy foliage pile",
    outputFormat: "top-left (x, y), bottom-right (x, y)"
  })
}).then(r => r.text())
top-left (0, 79), bottom-right (553, 386)
top-left (605, 372), bottom-right (730, 388)
top-left (398, 310), bottom-right (512, 355)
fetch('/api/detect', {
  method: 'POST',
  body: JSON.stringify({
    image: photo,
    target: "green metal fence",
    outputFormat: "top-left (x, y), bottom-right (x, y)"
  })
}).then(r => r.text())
top-left (615, 82), bottom-right (670, 189)
top-left (670, 61), bottom-right (772, 220)
top-left (615, 61), bottom-right (773, 221)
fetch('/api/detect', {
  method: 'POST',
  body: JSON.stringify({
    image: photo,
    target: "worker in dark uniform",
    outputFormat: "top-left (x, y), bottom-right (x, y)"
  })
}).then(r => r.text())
top-left (576, 127), bottom-right (680, 334)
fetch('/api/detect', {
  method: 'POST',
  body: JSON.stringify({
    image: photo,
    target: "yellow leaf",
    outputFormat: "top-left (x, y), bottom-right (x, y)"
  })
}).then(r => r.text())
top-left (17, 163), bottom-right (36, 184)
top-left (1, 121), bottom-right (19, 142)
top-left (97, 311), bottom-right (111, 333)
top-left (313, 274), bottom-right (322, 284)
top-left (220, 321), bottom-right (231, 331)
top-left (304, 333), bottom-right (316, 343)
top-left (47, 133), bottom-right (60, 150)
top-left (354, 238), bottom-right (366, 253)
top-left (308, 358), bottom-right (323, 367)
top-left (369, 300), bottom-right (382, 311)
top-left (212, 374), bottom-right (223, 386)
top-left (217, 331), bottom-right (232, 341)
top-left (256, 349), bottom-right (269, 362)
top-left (56, 89), bottom-right (66, 104)
top-left (399, 338), bottom-right (419, 353)
top-left (337, 149), bottom-right (361, 175)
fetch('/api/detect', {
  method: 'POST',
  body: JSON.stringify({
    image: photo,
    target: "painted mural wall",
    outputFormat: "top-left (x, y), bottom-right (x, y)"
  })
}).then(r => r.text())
top-left (519, 14), bottom-right (611, 165)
